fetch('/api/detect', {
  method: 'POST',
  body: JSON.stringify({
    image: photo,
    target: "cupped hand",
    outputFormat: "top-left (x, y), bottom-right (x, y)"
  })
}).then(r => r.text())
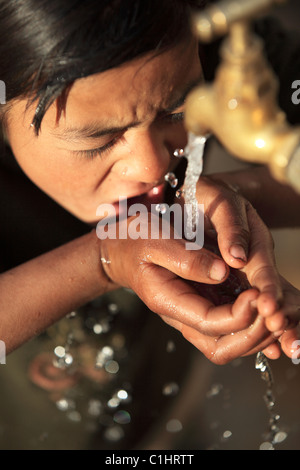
top-left (194, 175), bottom-right (283, 315)
top-left (192, 176), bottom-right (300, 360)
top-left (98, 211), bottom-right (275, 364)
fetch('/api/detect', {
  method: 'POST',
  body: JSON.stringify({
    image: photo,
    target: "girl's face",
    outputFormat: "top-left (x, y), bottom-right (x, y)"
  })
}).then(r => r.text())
top-left (4, 37), bottom-right (203, 223)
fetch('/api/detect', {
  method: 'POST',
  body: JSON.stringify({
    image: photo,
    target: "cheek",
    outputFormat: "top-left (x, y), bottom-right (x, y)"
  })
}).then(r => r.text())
top-left (5, 108), bottom-right (86, 194)
top-left (11, 139), bottom-right (70, 189)
top-left (10, 134), bottom-right (99, 200)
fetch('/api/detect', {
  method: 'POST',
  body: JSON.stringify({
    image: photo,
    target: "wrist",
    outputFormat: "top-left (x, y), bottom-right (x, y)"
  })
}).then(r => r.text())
top-left (90, 229), bottom-right (120, 294)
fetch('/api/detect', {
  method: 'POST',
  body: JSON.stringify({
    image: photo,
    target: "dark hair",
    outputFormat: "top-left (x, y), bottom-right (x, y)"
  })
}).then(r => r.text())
top-left (0, 0), bottom-right (208, 133)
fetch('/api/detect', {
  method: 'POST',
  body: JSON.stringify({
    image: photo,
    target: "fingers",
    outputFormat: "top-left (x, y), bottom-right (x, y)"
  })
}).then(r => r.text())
top-left (262, 343), bottom-right (282, 360)
top-left (145, 238), bottom-right (230, 284)
top-left (181, 315), bottom-right (270, 365)
top-left (201, 183), bottom-right (250, 270)
top-left (279, 326), bottom-right (300, 359)
top-left (137, 263), bottom-right (259, 337)
top-left (196, 288), bottom-right (259, 336)
top-left (243, 206), bottom-right (282, 317)
top-left (101, 215), bottom-right (230, 286)
top-left (161, 307), bottom-right (284, 364)
top-left (255, 270), bottom-right (282, 318)
top-left (258, 277), bottom-right (300, 345)
top-left (202, 183), bottom-right (282, 316)
top-left (264, 312), bottom-right (288, 333)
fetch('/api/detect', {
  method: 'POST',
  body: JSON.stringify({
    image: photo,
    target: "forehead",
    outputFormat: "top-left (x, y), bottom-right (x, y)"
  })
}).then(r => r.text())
top-left (52, 37), bottom-right (202, 130)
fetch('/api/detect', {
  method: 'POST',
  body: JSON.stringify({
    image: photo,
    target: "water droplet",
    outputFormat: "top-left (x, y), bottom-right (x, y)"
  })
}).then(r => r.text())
top-left (54, 346), bottom-right (65, 358)
top-left (56, 398), bottom-right (75, 411)
top-left (105, 360), bottom-right (119, 374)
top-left (264, 390), bottom-right (275, 410)
top-left (166, 419), bottom-right (183, 433)
top-left (206, 383), bottom-right (223, 398)
top-left (107, 397), bottom-right (121, 408)
top-left (175, 189), bottom-right (184, 199)
top-left (228, 98), bottom-right (238, 110)
top-left (93, 323), bottom-right (102, 334)
top-left (155, 203), bottom-right (167, 215)
top-left (259, 441), bottom-right (274, 450)
top-left (53, 346), bottom-right (73, 368)
top-left (222, 430), bottom-right (232, 440)
top-left (107, 303), bottom-right (120, 315)
top-left (117, 390), bottom-right (129, 401)
top-left (113, 410), bottom-right (131, 425)
top-left (164, 172), bottom-right (178, 188)
top-left (87, 399), bottom-right (102, 417)
top-left (104, 425), bottom-right (125, 442)
top-left (173, 148), bottom-right (185, 158)
top-left (65, 354), bottom-right (73, 365)
top-left (273, 431), bottom-right (288, 444)
top-left (166, 341), bottom-right (176, 353)
top-left (66, 311), bottom-right (77, 319)
top-left (162, 382), bottom-right (179, 396)
top-left (95, 346), bottom-right (114, 368)
top-left (93, 319), bottom-right (111, 334)
top-left (270, 413), bottom-right (280, 424)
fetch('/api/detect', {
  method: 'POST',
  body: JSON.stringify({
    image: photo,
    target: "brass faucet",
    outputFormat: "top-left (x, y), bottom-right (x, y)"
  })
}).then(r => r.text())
top-left (185, 0), bottom-right (300, 193)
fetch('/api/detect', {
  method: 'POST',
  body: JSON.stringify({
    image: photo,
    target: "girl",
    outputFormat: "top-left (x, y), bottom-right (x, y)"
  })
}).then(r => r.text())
top-left (0, 0), bottom-right (299, 364)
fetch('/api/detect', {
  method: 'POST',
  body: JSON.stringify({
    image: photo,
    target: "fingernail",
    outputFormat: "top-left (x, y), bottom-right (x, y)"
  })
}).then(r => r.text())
top-left (209, 259), bottom-right (227, 281)
top-left (230, 244), bottom-right (247, 262)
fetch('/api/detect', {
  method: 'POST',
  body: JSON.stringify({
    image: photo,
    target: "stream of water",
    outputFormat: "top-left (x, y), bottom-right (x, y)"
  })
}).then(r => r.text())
top-left (182, 133), bottom-right (207, 239)
top-left (178, 131), bottom-right (287, 450)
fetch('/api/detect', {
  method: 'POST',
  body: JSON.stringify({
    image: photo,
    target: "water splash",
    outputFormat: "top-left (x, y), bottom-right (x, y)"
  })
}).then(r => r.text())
top-left (155, 203), bottom-right (168, 215)
top-left (164, 172), bottom-right (178, 189)
top-left (175, 189), bottom-right (184, 199)
top-left (173, 148), bottom-right (185, 158)
top-left (255, 352), bottom-right (287, 449)
top-left (255, 352), bottom-right (274, 388)
top-left (180, 132), bottom-right (287, 449)
top-left (182, 132), bottom-right (208, 239)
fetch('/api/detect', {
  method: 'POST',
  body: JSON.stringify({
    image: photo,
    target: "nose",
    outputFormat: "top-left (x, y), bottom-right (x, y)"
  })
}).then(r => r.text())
top-left (116, 127), bottom-right (172, 184)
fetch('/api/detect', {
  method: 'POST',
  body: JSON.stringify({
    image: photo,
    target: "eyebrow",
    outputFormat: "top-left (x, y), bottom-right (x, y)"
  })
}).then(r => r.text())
top-left (52, 76), bottom-right (203, 142)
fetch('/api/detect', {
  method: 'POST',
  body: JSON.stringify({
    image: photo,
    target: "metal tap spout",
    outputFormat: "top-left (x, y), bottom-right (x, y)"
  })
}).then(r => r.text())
top-left (185, 0), bottom-right (300, 193)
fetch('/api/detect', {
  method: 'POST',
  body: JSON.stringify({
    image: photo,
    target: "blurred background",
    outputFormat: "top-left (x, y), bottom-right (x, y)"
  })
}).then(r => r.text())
top-left (0, 0), bottom-right (299, 452)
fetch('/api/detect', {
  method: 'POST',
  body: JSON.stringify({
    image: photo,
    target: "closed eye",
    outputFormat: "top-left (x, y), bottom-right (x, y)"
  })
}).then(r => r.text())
top-left (72, 135), bottom-right (121, 160)
top-left (161, 111), bottom-right (185, 123)
top-left (72, 111), bottom-right (185, 160)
